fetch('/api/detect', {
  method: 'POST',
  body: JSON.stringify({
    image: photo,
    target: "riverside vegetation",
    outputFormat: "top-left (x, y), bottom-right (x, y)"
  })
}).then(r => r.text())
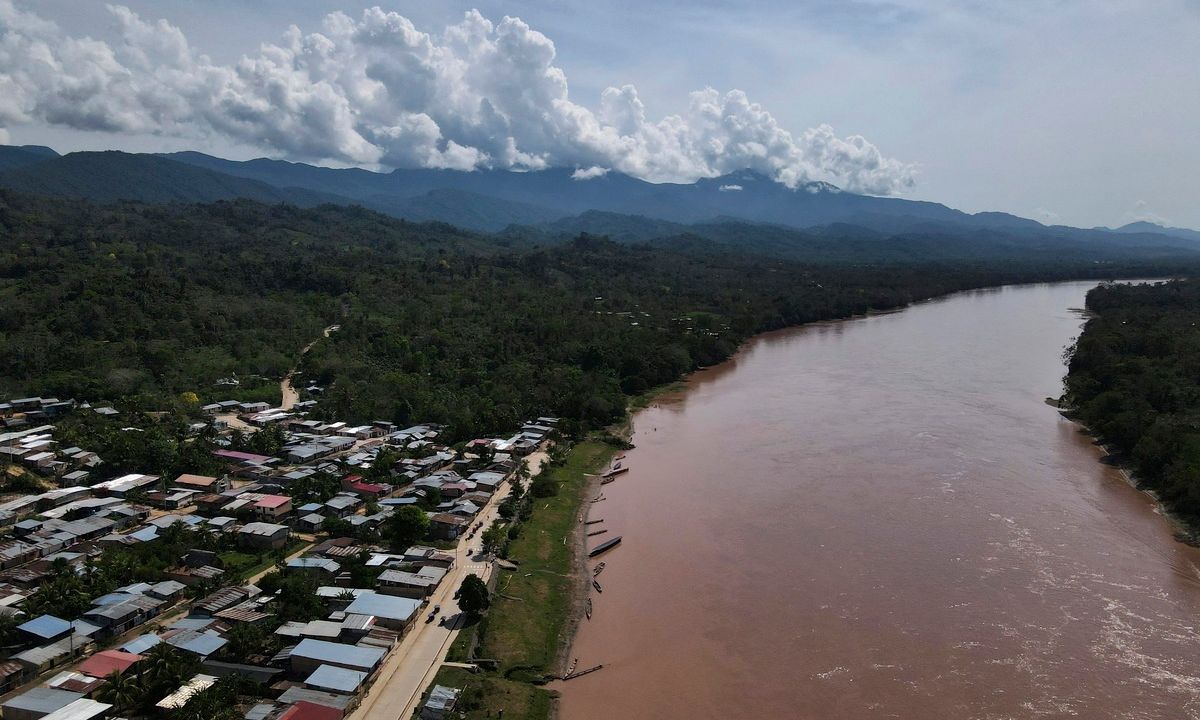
top-left (2, 189), bottom-right (1194, 443)
top-left (1064, 279), bottom-right (1200, 534)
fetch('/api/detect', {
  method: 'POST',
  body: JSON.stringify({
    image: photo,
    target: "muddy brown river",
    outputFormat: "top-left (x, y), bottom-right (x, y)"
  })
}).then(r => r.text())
top-left (557, 281), bottom-right (1200, 720)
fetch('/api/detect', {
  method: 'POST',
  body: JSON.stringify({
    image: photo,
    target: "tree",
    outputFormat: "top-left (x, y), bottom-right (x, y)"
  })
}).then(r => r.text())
top-left (458, 573), bottom-right (490, 619)
top-left (140, 645), bottom-right (198, 699)
top-left (322, 516), bottom-right (353, 537)
top-left (167, 675), bottom-right (243, 720)
top-left (270, 574), bottom-right (325, 622)
top-left (223, 622), bottom-right (271, 661)
top-left (481, 524), bottom-right (507, 556)
top-left (497, 496), bottom-right (518, 520)
top-left (530, 474), bottom-right (558, 498)
top-left (385, 506), bottom-right (430, 550)
top-left (96, 669), bottom-right (143, 712)
top-left (418, 487), bottom-right (443, 510)
top-left (0, 613), bottom-right (19, 648)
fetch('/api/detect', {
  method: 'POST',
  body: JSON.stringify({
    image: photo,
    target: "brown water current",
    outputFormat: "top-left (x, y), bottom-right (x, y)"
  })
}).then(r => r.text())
top-left (556, 281), bottom-right (1200, 720)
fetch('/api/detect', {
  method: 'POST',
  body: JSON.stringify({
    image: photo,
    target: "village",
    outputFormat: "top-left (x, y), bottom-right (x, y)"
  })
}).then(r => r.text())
top-left (0, 394), bottom-right (560, 720)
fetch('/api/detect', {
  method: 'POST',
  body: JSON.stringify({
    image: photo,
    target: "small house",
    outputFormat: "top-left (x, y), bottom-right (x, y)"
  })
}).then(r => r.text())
top-left (427, 513), bottom-right (469, 541)
top-left (238, 522), bottom-right (290, 550)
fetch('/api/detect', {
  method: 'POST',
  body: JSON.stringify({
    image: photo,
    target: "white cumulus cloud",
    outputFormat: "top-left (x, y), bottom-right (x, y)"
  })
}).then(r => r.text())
top-left (571, 166), bottom-right (609, 180)
top-left (0, 2), bottom-right (916, 194)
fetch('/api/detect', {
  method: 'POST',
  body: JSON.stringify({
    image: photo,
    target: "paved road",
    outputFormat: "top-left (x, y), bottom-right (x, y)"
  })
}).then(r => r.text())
top-left (350, 449), bottom-right (549, 720)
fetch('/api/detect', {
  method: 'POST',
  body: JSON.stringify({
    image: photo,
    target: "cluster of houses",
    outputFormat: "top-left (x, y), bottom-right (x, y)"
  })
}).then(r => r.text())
top-left (0, 394), bottom-right (559, 718)
top-left (0, 425), bottom-right (102, 487)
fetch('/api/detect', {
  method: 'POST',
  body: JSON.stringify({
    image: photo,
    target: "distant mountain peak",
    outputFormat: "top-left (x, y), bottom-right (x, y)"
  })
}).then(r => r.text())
top-left (803, 181), bottom-right (842, 194)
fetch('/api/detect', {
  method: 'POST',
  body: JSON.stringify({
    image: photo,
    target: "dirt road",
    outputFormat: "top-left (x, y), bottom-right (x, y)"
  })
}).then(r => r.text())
top-left (280, 324), bottom-right (339, 411)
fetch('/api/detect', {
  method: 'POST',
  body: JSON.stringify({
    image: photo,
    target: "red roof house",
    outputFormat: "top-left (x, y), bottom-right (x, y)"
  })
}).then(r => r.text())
top-left (341, 475), bottom-right (388, 499)
top-left (253, 494), bottom-right (293, 519)
top-left (279, 700), bottom-right (343, 720)
top-left (77, 649), bottom-right (144, 678)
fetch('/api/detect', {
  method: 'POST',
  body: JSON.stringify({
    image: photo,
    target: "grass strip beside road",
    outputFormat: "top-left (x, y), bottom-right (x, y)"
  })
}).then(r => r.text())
top-left (476, 440), bottom-right (615, 678)
top-left (420, 439), bottom-right (616, 719)
top-left (430, 667), bottom-right (555, 720)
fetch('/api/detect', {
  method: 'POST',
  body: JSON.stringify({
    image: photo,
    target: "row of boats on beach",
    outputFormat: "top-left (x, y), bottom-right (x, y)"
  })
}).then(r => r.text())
top-left (567, 455), bottom-right (627, 679)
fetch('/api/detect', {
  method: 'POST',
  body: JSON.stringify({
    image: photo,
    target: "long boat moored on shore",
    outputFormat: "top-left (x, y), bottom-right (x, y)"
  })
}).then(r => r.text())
top-left (588, 535), bottom-right (622, 557)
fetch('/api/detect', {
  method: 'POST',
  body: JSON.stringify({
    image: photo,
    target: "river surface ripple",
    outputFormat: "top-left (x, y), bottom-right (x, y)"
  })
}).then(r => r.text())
top-left (557, 281), bottom-right (1200, 720)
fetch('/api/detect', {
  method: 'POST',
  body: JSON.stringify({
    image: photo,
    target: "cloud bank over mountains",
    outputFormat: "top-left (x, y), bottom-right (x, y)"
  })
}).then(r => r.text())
top-left (0, 2), bottom-right (916, 194)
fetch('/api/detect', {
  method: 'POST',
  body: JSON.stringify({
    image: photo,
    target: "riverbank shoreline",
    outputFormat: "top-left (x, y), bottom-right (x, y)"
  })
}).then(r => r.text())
top-left (555, 470), bottom-right (604, 677)
top-left (1058, 403), bottom-right (1200, 546)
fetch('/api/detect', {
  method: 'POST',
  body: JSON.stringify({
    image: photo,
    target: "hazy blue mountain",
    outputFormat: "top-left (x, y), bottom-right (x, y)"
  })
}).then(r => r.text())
top-left (499, 208), bottom-right (1200, 264)
top-left (0, 151), bottom-right (350, 206)
top-left (160, 152), bottom-right (1051, 233)
top-left (513, 210), bottom-right (690, 242)
top-left (3, 146), bottom-right (1197, 251)
top-left (364, 188), bottom-right (564, 232)
top-left (1111, 221), bottom-right (1200, 243)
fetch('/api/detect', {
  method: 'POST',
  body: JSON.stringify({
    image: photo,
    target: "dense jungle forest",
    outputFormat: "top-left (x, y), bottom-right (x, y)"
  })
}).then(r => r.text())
top-left (2, 189), bottom-right (1194, 439)
top-left (1064, 279), bottom-right (1200, 530)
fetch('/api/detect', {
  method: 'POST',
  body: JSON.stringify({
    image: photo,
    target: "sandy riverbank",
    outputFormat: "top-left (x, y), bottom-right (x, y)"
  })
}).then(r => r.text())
top-left (554, 469), bottom-right (605, 678)
top-left (551, 415), bottom-right (638, 686)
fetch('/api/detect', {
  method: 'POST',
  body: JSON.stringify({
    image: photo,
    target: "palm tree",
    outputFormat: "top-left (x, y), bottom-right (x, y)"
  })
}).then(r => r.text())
top-left (96, 669), bottom-right (142, 712)
top-left (141, 644), bottom-right (194, 695)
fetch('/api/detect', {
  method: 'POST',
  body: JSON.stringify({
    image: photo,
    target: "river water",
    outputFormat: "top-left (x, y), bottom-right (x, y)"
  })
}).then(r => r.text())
top-left (557, 281), bottom-right (1200, 720)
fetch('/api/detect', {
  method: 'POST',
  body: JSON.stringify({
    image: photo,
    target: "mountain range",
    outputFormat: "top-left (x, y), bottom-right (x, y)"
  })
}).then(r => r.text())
top-left (0, 144), bottom-right (1196, 259)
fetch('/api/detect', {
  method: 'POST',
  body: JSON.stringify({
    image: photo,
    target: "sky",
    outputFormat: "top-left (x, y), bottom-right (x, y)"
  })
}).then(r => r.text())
top-left (1, 0), bottom-right (1197, 229)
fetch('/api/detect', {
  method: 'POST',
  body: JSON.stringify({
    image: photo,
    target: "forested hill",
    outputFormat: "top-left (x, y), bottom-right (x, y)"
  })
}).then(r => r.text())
top-left (1064, 280), bottom-right (1200, 532)
top-left (0, 151), bottom-right (347, 206)
top-left (0, 188), bottom-right (1194, 439)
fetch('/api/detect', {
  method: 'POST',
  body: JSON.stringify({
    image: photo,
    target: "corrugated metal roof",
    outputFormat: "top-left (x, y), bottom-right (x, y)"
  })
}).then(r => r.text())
top-left (18, 614), bottom-right (71, 639)
top-left (291, 639), bottom-right (384, 671)
top-left (286, 557), bottom-right (341, 572)
top-left (298, 620), bottom-right (342, 639)
top-left (45, 671), bottom-right (103, 694)
top-left (239, 521), bottom-right (288, 536)
top-left (304, 663), bottom-right (366, 694)
top-left (76, 650), bottom-right (143, 678)
top-left (425, 685), bottom-right (461, 712)
top-left (165, 629), bottom-right (227, 657)
top-left (120, 634), bottom-right (161, 654)
top-left (276, 688), bottom-right (353, 712)
top-left (12, 634), bottom-right (92, 667)
top-left (343, 592), bottom-right (420, 622)
top-left (1, 687), bottom-right (84, 714)
top-left (40, 698), bottom-right (114, 720)
top-left (150, 580), bottom-right (186, 596)
top-left (244, 702), bottom-right (278, 720)
top-left (70, 620), bottom-right (101, 637)
top-left (155, 673), bottom-right (217, 710)
top-left (167, 617), bottom-right (217, 632)
top-left (213, 606), bottom-right (272, 624)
